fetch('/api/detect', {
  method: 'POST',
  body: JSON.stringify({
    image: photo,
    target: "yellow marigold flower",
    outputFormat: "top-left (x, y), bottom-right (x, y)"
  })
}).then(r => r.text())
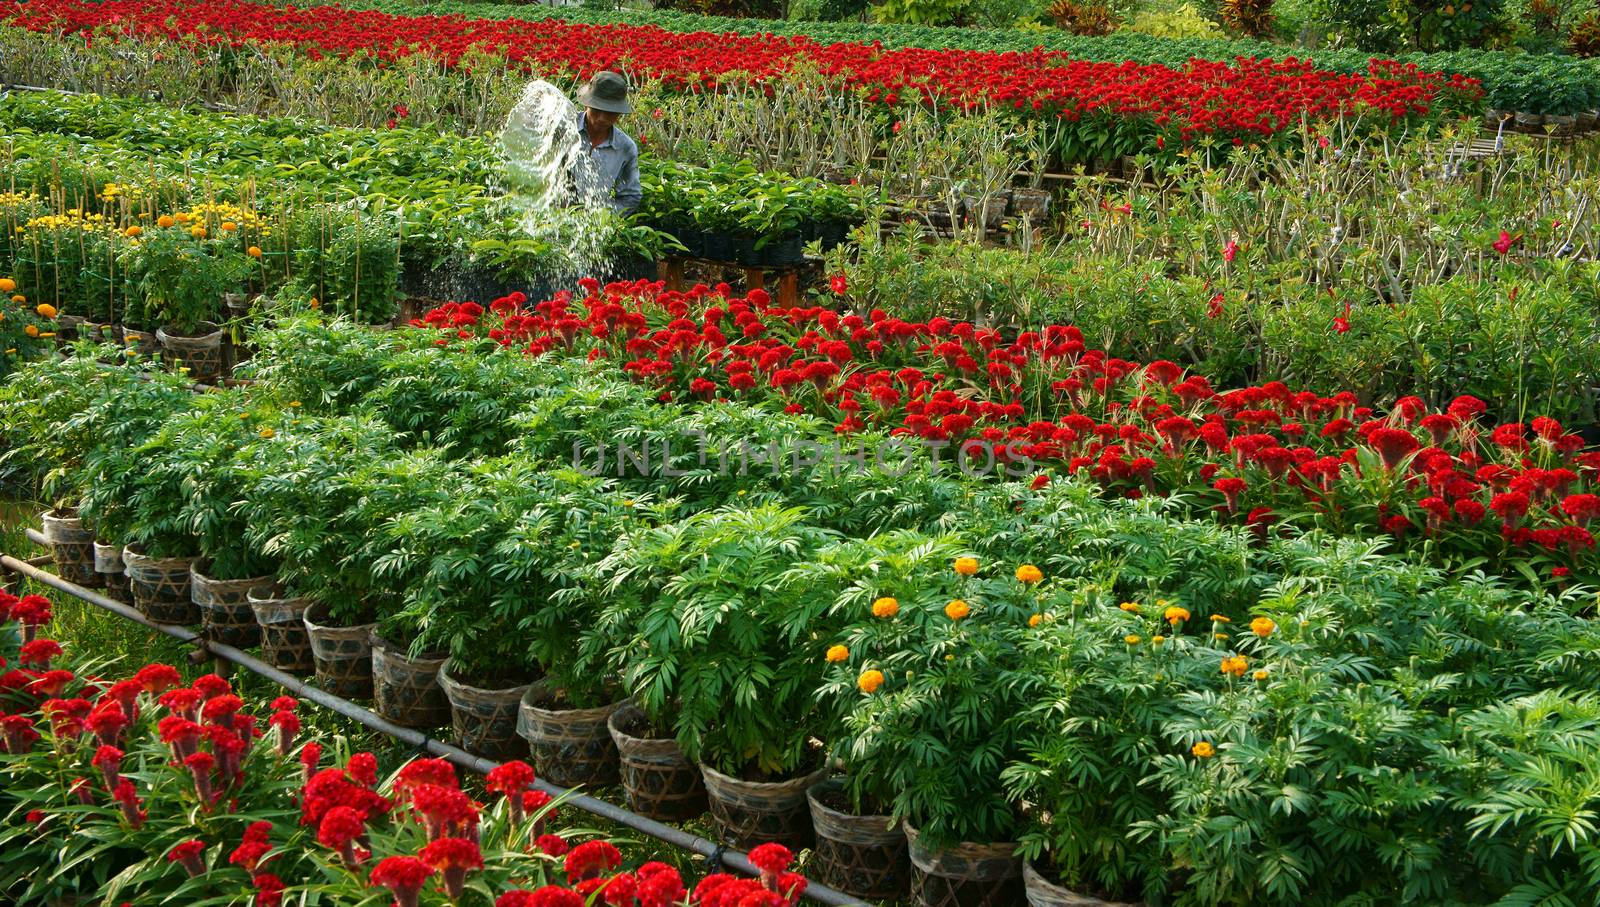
top-left (125, 226), bottom-right (142, 238)
top-left (1191, 741), bottom-right (1215, 758)
top-left (289, 401), bottom-right (302, 408)
top-left (1210, 614), bottom-right (1231, 623)
top-left (1015, 564), bottom-right (1043, 584)
top-left (221, 221), bottom-right (238, 232)
top-left (1253, 669), bottom-right (1269, 681)
top-left (0, 278), bottom-right (13, 292)
top-left (1220, 655), bottom-right (1249, 677)
top-left (1124, 634), bottom-right (1141, 645)
top-left (1118, 602), bottom-right (1141, 613)
top-left (35, 303), bottom-right (56, 319)
top-left (1028, 613), bottom-right (1044, 628)
top-left (1151, 634), bottom-right (1165, 645)
top-left (825, 645), bottom-right (848, 663)
top-left (11, 294), bottom-right (25, 304)
top-left (258, 427), bottom-right (275, 439)
top-left (239, 412), bottom-right (250, 420)
top-left (944, 599), bottom-right (970, 620)
top-left (248, 246), bottom-right (263, 258)
top-left (871, 597), bottom-right (899, 618)
top-left (1163, 606), bottom-right (1190, 624)
top-left (1251, 617), bottom-right (1276, 638)
top-left (156, 215), bottom-right (175, 228)
top-left (953, 556), bottom-right (979, 576)
top-left (24, 324), bottom-right (39, 338)
top-left (857, 669), bottom-right (885, 694)
top-left (1214, 632), bottom-right (1229, 640)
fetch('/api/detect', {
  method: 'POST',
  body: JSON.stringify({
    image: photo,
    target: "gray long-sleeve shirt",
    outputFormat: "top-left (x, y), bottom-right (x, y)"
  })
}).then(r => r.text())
top-left (578, 113), bottom-right (642, 215)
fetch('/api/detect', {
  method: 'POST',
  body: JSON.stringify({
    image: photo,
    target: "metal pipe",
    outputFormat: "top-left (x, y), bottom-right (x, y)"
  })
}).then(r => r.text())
top-left (0, 552), bottom-right (868, 907)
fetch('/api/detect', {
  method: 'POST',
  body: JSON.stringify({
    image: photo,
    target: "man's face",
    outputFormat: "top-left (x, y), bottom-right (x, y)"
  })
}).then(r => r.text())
top-left (585, 107), bottom-right (622, 131)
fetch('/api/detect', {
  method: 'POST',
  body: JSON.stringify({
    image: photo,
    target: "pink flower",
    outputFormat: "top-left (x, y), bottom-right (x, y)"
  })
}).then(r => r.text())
top-left (1222, 240), bottom-right (1238, 262)
top-left (1492, 230), bottom-right (1515, 255)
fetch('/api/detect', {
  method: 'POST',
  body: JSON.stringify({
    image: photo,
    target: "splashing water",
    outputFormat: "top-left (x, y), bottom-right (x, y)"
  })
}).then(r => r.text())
top-left (497, 80), bottom-right (615, 281)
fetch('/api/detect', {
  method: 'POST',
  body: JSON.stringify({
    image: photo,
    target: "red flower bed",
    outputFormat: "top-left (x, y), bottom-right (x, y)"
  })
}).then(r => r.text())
top-left (1, 0), bottom-right (1477, 146)
top-left (420, 280), bottom-right (1598, 581)
top-left (0, 591), bottom-right (808, 906)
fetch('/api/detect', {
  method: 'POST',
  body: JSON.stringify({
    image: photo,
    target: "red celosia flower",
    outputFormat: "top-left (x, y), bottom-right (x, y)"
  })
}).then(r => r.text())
top-left (158, 688), bottom-right (204, 720)
top-left (1366, 427), bottom-right (1419, 471)
top-left (412, 783), bottom-right (478, 841)
top-left (135, 663), bottom-right (182, 694)
top-left (395, 757), bottom-right (458, 793)
top-left (12, 594), bottom-right (51, 627)
top-left (86, 702), bottom-right (128, 747)
top-left (92, 744), bottom-right (124, 791)
top-left (253, 872), bottom-right (286, 907)
top-left (748, 844), bottom-right (794, 875)
top-left (1562, 494), bottom-right (1600, 527)
top-left (371, 856), bottom-right (435, 907)
top-left (2, 715), bottom-right (41, 754)
top-left (420, 837), bottom-right (483, 899)
top-left (19, 639), bottom-right (62, 668)
top-left (201, 694), bottom-right (244, 727)
top-left (230, 840), bottom-right (273, 874)
top-left (565, 840), bottom-right (622, 882)
top-left (536, 833), bottom-right (570, 856)
top-left (193, 673), bottom-right (233, 700)
top-left (185, 751), bottom-right (217, 804)
top-left (1491, 491), bottom-right (1531, 528)
top-left (1212, 477), bottom-right (1246, 513)
top-left (112, 779), bottom-right (145, 828)
top-left (317, 806), bottom-right (367, 865)
top-left (347, 751), bottom-right (378, 788)
top-left (167, 840), bottom-right (208, 877)
top-left (300, 741), bottom-right (323, 784)
top-left (28, 669), bottom-right (75, 698)
top-left (269, 696), bottom-right (298, 713)
top-left (269, 710), bottom-right (300, 756)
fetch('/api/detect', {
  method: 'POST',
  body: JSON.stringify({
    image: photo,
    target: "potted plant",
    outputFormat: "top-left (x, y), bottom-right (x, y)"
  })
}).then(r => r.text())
top-left (119, 214), bottom-right (250, 382)
top-left (588, 504), bottom-right (842, 844)
top-left (820, 553), bottom-right (1043, 907)
top-left (369, 613), bottom-right (452, 730)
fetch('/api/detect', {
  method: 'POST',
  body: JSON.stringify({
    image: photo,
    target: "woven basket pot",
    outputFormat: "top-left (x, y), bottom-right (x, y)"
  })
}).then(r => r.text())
top-left (302, 602), bottom-right (375, 700)
top-left (438, 660), bottom-right (533, 760)
top-left (41, 509), bottom-right (99, 588)
top-left (806, 778), bottom-right (910, 901)
top-left (156, 324), bottom-right (224, 383)
top-left (904, 824), bottom-right (1024, 907)
top-left (517, 683), bottom-right (623, 788)
top-left (190, 561), bottom-right (271, 648)
top-left (248, 589), bottom-right (314, 674)
top-left (1023, 861), bottom-right (1144, 907)
top-left (607, 704), bottom-right (707, 822)
top-left (371, 634), bottom-right (451, 729)
top-left (122, 327), bottom-right (157, 358)
top-left (93, 541), bottom-right (130, 602)
top-left (702, 762), bottom-right (829, 851)
top-left (122, 544), bottom-right (195, 625)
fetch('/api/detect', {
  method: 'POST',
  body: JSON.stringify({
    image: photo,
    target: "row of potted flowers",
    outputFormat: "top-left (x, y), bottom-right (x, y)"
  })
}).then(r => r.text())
top-left (9, 313), bottom-right (1600, 905)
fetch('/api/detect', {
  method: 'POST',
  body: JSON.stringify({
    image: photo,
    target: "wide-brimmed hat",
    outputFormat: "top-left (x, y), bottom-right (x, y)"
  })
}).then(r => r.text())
top-left (577, 71), bottom-right (632, 115)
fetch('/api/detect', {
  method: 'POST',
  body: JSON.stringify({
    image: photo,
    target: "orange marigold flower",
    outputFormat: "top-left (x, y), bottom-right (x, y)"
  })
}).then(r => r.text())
top-left (35, 303), bottom-right (56, 319)
top-left (0, 278), bottom-right (14, 292)
top-left (248, 246), bottom-right (263, 258)
top-left (870, 597), bottom-right (899, 618)
top-left (190, 226), bottom-right (207, 239)
top-left (1220, 655), bottom-right (1249, 677)
top-left (1191, 741), bottom-right (1215, 758)
top-left (1210, 614), bottom-right (1231, 623)
top-left (221, 221), bottom-right (238, 232)
top-left (24, 324), bottom-right (39, 338)
top-left (1250, 617), bottom-right (1276, 638)
top-left (857, 670), bottom-right (885, 694)
top-left (124, 226), bottom-right (142, 238)
top-left (259, 427), bottom-right (275, 439)
top-left (944, 599), bottom-right (970, 620)
top-left (825, 645), bottom-right (848, 663)
top-left (1163, 606), bottom-right (1190, 624)
top-left (1253, 669), bottom-right (1269, 681)
top-left (1028, 613), bottom-right (1045, 628)
top-left (1118, 602), bottom-right (1141, 613)
top-left (1015, 564), bottom-right (1043, 584)
top-left (953, 556), bottom-right (979, 576)
top-left (156, 215), bottom-right (175, 228)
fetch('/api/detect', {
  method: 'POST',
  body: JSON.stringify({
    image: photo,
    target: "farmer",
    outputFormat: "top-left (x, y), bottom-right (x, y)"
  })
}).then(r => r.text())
top-left (576, 71), bottom-right (642, 215)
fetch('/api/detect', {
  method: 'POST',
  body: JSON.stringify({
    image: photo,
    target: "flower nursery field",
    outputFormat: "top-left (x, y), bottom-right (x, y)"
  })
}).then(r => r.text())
top-left (5, 1), bottom-right (1600, 906)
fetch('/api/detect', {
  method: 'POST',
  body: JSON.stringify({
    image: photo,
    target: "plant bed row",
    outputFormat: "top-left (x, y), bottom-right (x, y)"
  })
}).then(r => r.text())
top-left (7, 310), bottom-right (1600, 904)
top-left (0, 0), bottom-right (1481, 164)
top-left (0, 595), bottom-right (813, 906)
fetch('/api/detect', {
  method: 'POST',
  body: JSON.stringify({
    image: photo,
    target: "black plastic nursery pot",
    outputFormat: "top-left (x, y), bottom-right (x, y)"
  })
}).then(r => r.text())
top-left (517, 682), bottom-right (624, 788)
top-left (701, 231), bottom-right (734, 262)
top-left (606, 704), bottom-right (708, 822)
top-left (701, 762), bottom-right (830, 852)
top-left (806, 779), bottom-right (910, 902)
top-left (247, 588), bottom-right (315, 675)
top-left (121, 544), bottom-right (196, 625)
top-left (41, 508), bottom-right (98, 588)
top-left (438, 659), bottom-right (534, 761)
top-left (370, 634), bottom-right (452, 729)
top-left (303, 602), bottom-right (376, 700)
top-left (761, 236), bottom-right (805, 268)
top-left (732, 234), bottom-right (762, 267)
top-left (904, 825), bottom-right (1024, 907)
top-left (190, 560), bottom-right (271, 648)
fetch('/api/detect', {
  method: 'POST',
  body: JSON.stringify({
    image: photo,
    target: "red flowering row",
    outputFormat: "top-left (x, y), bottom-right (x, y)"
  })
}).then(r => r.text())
top-left (0, 0), bottom-right (1478, 148)
top-left (0, 589), bottom-right (807, 907)
top-left (416, 279), bottom-right (1600, 581)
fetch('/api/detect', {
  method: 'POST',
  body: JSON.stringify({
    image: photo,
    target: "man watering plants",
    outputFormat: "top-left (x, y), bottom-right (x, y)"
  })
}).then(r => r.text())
top-left (575, 71), bottom-right (642, 215)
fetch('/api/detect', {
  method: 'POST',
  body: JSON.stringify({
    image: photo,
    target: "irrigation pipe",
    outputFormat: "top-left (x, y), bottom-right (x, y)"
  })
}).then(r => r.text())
top-left (2, 543), bottom-right (869, 907)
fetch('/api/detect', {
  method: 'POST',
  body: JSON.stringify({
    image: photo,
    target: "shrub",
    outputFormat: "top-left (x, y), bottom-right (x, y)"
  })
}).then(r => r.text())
top-left (1048, 0), bottom-right (1119, 34)
top-left (1121, 4), bottom-right (1225, 39)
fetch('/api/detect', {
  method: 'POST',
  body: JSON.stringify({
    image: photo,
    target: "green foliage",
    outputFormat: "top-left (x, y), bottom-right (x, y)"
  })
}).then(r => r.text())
top-left (283, 203), bottom-right (401, 325)
top-left (1121, 4), bottom-right (1225, 38)
top-left (117, 223), bottom-right (251, 335)
top-left (872, 0), bottom-right (970, 26)
top-left (787, 0), bottom-right (869, 20)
